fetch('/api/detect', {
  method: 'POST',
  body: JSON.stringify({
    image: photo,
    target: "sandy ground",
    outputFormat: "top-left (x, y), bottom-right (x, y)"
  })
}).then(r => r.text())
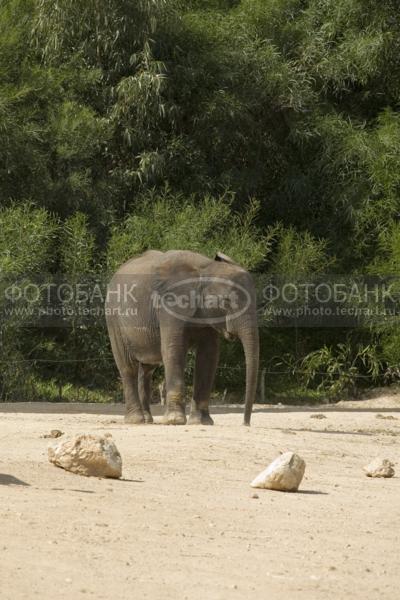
top-left (0, 395), bottom-right (399, 600)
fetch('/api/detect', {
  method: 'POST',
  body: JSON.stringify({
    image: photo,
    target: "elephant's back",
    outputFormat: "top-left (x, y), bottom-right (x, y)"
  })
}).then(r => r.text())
top-left (111, 249), bottom-right (213, 280)
top-left (114, 250), bottom-right (164, 277)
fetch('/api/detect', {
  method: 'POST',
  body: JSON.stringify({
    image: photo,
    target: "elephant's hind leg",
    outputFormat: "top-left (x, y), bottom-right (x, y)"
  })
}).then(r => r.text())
top-left (119, 363), bottom-right (146, 424)
top-left (107, 322), bottom-right (145, 424)
top-left (188, 329), bottom-right (220, 425)
top-left (121, 363), bottom-right (146, 424)
top-left (138, 363), bottom-right (155, 424)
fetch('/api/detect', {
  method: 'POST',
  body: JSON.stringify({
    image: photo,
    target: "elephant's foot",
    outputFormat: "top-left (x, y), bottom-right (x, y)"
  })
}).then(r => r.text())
top-left (143, 411), bottom-right (154, 424)
top-left (163, 409), bottom-right (187, 425)
top-left (188, 409), bottom-right (214, 426)
top-left (124, 411), bottom-right (145, 425)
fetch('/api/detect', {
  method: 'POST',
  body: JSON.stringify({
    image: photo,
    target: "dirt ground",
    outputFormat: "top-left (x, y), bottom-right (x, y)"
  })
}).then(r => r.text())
top-left (1, 394), bottom-right (399, 600)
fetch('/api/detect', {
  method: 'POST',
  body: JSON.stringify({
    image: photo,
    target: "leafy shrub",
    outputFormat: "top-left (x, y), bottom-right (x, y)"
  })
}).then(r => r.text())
top-left (0, 204), bottom-right (57, 400)
top-left (41, 213), bottom-right (112, 391)
top-left (300, 342), bottom-right (383, 398)
top-left (0, 204), bottom-right (57, 274)
top-left (107, 191), bottom-right (271, 271)
top-left (270, 225), bottom-right (334, 275)
top-left (2, 0), bottom-right (400, 401)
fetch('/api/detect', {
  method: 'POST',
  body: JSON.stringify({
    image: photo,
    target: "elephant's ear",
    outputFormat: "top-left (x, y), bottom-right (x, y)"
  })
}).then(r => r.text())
top-left (214, 251), bottom-right (238, 265)
top-left (153, 256), bottom-right (201, 320)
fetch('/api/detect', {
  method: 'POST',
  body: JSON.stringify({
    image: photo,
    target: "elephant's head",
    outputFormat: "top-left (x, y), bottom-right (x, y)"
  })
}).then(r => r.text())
top-left (155, 251), bottom-right (259, 425)
top-left (210, 252), bottom-right (259, 425)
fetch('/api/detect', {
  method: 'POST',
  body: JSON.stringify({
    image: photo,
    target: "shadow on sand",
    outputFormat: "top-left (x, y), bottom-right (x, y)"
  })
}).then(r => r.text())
top-left (0, 473), bottom-right (30, 486)
top-left (296, 489), bottom-right (328, 495)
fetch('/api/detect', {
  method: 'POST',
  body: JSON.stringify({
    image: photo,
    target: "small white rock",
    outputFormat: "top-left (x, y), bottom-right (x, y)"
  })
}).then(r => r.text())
top-left (48, 433), bottom-right (122, 478)
top-left (250, 452), bottom-right (306, 492)
top-left (363, 458), bottom-right (395, 478)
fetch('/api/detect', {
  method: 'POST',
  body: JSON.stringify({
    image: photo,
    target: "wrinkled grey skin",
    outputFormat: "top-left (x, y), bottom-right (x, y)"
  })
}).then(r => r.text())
top-left (105, 250), bottom-right (259, 425)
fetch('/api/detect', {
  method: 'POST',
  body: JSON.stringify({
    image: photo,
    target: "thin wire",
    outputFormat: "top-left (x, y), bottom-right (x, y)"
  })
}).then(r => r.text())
top-left (0, 357), bottom-right (114, 364)
top-left (0, 357), bottom-right (378, 379)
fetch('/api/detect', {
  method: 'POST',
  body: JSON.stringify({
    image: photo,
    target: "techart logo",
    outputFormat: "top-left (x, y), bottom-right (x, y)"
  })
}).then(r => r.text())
top-left (152, 277), bottom-right (252, 325)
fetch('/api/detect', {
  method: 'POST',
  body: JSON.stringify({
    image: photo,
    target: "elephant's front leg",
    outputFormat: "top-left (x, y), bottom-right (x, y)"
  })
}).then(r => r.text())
top-left (188, 329), bottom-right (220, 425)
top-left (161, 332), bottom-right (188, 425)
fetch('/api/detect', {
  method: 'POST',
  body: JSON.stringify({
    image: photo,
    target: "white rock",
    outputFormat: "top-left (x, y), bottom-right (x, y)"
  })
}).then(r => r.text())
top-left (363, 458), bottom-right (395, 478)
top-left (251, 452), bottom-right (306, 492)
top-left (48, 433), bottom-right (122, 478)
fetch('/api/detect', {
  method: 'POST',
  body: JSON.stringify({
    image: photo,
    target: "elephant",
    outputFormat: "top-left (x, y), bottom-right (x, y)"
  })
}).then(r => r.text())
top-left (105, 250), bottom-right (259, 425)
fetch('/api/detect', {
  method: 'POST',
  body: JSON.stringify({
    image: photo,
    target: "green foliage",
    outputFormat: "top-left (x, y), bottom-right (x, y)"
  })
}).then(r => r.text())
top-left (369, 223), bottom-right (400, 276)
top-left (28, 377), bottom-right (118, 403)
top-left (60, 213), bottom-right (96, 275)
top-left (0, 204), bottom-right (57, 400)
top-left (0, 204), bottom-right (57, 274)
top-left (301, 341), bottom-right (383, 398)
top-left (51, 213), bottom-right (111, 391)
top-left (270, 226), bottom-right (334, 275)
top-left (32, 0), bottom-right (167, 75)
top-left (107, 192), bottom-right (270, 271)
top-left (52, 102), bottom-right (111, 162)
top-left (2, 0), bottom-right (400, 401)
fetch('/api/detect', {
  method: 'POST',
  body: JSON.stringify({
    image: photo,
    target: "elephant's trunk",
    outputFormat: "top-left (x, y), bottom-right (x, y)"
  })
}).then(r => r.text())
top-left (238, 319), bottom-right (259, 426)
